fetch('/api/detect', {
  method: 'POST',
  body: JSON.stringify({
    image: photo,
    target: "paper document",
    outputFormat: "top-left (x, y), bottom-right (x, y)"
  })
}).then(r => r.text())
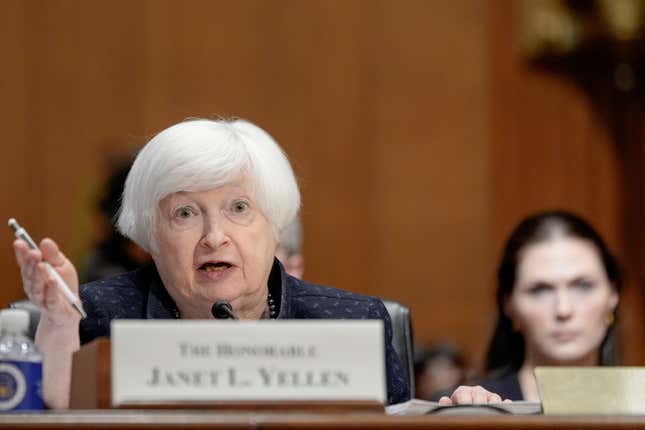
top-left (386, 399), bottom-right (542, 416)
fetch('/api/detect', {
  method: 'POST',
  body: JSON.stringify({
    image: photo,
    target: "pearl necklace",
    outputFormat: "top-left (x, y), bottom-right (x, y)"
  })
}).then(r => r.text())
top-left (173, 293), bottom-right (278, 319)
top-left (267, 292), bottom-right (278, 319)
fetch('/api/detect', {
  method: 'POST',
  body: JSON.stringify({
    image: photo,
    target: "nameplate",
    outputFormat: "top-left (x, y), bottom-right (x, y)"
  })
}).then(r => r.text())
top-left (110, 320), bottom-right (385, 406)
top-left (536, 367), bottom-right (645, 415)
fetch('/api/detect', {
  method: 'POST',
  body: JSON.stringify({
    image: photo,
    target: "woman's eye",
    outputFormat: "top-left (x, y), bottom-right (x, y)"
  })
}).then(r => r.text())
top-left (572, 279), bottom-right (594, 290)
top-left (231, 200), bottom-right (250, 214)
top-left (174, 206), bottom-right (196, 219)
top-left (527, 283), bottom-right (550, 295)
top-left (223, 198), bottom-right (255, 225)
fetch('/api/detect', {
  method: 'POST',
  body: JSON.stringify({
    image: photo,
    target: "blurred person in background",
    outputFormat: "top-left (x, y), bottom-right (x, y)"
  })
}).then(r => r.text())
top-left (274, 216), bottom-right (304, 279)
top-left (479, 210), bottom-right (621, 401)
top-left (414, 343), bottom-right (466, 400)
top-left (80, 158), bottom-right (151, 282)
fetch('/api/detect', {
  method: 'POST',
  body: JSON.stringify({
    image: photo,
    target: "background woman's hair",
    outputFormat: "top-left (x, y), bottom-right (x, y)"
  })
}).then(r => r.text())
top-left (485, 210), bottom-right (622, 374)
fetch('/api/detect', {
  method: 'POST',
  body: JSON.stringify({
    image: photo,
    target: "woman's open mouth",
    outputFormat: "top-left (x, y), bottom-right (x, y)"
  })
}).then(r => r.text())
top-left (199, 262), bottom-right (232, 272)
top-left (197, 261), bottom-right (234, 280)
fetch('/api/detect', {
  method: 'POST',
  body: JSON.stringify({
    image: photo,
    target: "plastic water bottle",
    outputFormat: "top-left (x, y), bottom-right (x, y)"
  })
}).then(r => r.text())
top-left (0, 309), bottom-right (44, 411)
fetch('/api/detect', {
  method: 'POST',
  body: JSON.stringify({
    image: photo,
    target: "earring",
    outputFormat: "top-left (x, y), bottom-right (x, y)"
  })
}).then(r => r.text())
top-left (606, 312), bottom-right (615, 327)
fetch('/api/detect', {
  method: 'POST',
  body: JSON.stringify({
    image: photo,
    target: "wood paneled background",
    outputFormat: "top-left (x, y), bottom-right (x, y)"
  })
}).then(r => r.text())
top-left (1, 0), bottom-right (643, 368)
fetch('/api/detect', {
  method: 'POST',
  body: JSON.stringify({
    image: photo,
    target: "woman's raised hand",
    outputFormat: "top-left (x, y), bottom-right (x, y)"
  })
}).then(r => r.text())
top-left (13, 238), bottom-right (81, 326)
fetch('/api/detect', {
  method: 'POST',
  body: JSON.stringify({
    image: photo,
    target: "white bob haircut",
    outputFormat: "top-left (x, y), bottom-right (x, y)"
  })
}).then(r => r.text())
top-left (117, 118), bottom-right (301, 253)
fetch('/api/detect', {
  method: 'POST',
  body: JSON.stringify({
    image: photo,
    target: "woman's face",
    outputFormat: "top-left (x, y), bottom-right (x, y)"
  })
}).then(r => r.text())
top-left (506, 237), bottom-right (618, 366)
top-left (153, 178), bottom-right (277, 319)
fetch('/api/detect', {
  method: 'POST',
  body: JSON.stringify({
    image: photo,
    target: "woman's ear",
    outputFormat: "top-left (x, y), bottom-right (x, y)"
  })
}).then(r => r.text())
top-left (608, 285), bottom-right (619, 313)
top-left (502, 294), bottom-right (517, 328)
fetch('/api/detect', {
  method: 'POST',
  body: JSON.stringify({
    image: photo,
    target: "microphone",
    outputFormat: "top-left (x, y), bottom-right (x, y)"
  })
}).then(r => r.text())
top-left (212, 300), bottom-right (238, 320)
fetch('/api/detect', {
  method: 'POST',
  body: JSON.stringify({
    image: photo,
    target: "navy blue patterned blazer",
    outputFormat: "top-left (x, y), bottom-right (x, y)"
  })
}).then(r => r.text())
top-left (79, 259), bottom-right (410, 405)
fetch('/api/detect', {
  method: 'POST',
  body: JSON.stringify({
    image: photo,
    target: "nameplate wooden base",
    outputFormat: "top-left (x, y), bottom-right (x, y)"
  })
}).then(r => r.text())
top-left (69, 339), bottom-right (383, 412)
top-left (116, 400), bottom-right (383, 412)
top-left (70, 338), bottom-right (112, 409)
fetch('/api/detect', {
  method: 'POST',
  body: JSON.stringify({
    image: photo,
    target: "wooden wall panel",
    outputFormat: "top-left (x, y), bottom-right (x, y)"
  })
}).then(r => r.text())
top-left (0, 1), bottom-right (32, 300)
top-left (366, 0), bottom-right (494, 363)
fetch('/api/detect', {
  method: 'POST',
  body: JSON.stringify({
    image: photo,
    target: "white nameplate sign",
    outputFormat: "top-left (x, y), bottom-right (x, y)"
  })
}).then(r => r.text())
top-left (111, 320), bottom-right (385, 406)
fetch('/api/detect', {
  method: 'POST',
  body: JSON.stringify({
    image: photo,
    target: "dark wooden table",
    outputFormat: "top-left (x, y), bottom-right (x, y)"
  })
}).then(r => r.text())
top-left (1, 411), bottom-right (645, 430)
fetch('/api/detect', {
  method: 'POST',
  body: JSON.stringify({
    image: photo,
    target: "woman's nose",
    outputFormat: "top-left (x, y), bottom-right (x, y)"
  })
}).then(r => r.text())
top-left (554, 290), bottom-right (574, 320)
top-left (199, 218), bottom-right (230, 249)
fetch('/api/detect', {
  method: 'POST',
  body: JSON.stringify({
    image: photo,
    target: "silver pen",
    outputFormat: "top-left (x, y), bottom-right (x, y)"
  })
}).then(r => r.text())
top-left (8, 218), bottom-right (87, 319)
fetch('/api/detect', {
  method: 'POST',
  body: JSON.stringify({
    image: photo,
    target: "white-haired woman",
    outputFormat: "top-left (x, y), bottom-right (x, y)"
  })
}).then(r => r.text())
top-left (14, 119), bottom-right (413, 409)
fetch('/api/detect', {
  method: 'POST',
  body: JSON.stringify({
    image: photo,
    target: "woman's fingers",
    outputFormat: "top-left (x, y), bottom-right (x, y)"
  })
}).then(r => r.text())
top-left (15, 240), bottom-right (40, 274)
top-left (14, 240), bottom-right (45, 304)
top-left (472, 386), bottom-right (490, 404)
top-left (438, 396), bottom-right (453, 405)
top-left (21, 252), bottom-right (38, 282)
top-left (449, 385), bottom-right (505, 405)
top-left (13, 237), bottom-right (79, 315)
top-left (39, 238), bottom-right (79, 294)
top-left (486, 391), bottom-right (503, 403)
top-left (43, 274), bottom-right (64, 310)
top-left (27, 262), bottom-right (54, 307)
top-left (451, 386), bottom-right (474, 404)
top-left (13, 239), bottom-right (29, 266)
top-left (40, 238), bottom-right (65, 267)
